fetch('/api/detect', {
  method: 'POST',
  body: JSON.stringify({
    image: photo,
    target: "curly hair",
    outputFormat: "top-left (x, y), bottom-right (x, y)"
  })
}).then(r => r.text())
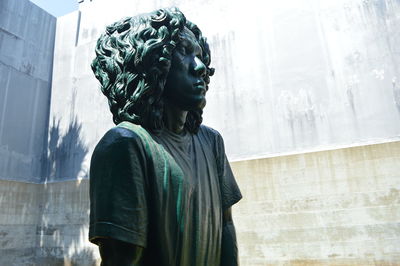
top-left (91, 7), bottom-right (214, 133)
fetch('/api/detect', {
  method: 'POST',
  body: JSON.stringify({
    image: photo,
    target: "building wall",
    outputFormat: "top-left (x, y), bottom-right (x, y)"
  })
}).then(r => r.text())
top-left (0, 180), bottom-right (41, 265)
top-left (46, 2), bottom-right (400, 263)
top-left (0, 179), bottom-right (99, 266)
top-left (0, 0), bottom-right (399, 265)
top-left (50, 0), bottom-right (400, 162)
top-left (7, 140), bottom-right (397, 265)
top-left (0, 1), bottom-right (56, 265)
top-left (232, 141), bottom-right (400, 265)
top-left (35, 180), bottom-right (99, 265)
top-left (0, 0), bottom-right (56, 183)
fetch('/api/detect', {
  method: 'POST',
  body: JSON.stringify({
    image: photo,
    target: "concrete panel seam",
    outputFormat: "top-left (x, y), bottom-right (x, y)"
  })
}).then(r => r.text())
top-left (230, 139), bottom-right (400, 162)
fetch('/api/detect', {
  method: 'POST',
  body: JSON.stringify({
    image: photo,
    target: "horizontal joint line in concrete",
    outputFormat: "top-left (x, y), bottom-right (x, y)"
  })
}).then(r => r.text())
top-left (0, 61), bottom-right (52, 83)
top-left (230, 138), bottom-right (400, 163)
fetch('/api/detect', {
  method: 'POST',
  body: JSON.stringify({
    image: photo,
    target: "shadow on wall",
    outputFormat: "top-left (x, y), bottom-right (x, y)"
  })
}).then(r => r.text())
top-left (36, 117), bottom-right (100, 265)
top-left (44, 117), bottom-right (89, 182)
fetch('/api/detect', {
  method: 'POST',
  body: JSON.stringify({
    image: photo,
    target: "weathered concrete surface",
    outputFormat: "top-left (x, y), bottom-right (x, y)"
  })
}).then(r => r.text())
top-left (0, 179), bottom-right (99, 266)
top-left (48, 0), bottom-right (400, 164)
top-left (1, 0), bottom-right (400, 265)
top-left (2, 141), bottom-right (398, 265)
top-left (0, 0), bottom-right (56, 183)
top-left (35, 180), bottom-right (99, 266)
top-left (231, 141), bottom-right (400, 265)
top-left (0, 180), bottom-right (41, 265)
top-left (45, 10), bottom-right (92, 182)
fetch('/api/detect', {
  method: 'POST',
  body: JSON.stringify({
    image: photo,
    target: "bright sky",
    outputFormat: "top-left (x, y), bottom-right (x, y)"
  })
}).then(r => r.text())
top-left (29, 0), bottom-right (78, 17)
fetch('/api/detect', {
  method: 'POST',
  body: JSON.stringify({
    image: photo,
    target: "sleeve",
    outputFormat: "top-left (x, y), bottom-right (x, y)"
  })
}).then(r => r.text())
top-left (215, 131), bottom-right (242, 211)
top-left (89, 128), bottom-right (148, 248)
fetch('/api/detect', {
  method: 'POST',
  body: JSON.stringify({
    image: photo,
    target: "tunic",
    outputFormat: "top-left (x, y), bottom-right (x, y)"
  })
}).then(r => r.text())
top-left (89, 121), bottom-right (242, 265)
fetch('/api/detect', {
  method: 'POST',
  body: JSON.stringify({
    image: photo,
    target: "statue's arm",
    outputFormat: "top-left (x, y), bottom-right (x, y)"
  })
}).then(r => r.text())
top-left (220, 207), bottom-right (239, 266)
top-left (98, 238), bottom-right (144, 266)
top-left (89, 128), bottom-right (149, 265)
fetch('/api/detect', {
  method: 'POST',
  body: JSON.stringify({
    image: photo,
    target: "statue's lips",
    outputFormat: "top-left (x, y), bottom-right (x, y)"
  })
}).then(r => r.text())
top-left (194, 82), bottom-right (206, 95)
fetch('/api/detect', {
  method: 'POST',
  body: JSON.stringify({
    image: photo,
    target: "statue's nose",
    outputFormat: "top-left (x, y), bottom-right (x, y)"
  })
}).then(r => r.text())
top-left (193, 56), bottom-right (207, 78)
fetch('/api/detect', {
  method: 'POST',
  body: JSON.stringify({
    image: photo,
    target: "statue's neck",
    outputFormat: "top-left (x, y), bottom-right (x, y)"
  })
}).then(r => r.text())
top-left (163, 101), bottom-right (187, 134)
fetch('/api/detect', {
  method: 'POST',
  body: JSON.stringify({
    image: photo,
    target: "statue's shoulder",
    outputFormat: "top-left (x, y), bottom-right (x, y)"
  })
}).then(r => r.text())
top-left (101, 123), bottom-right (143, 142)
top-left (116, 121), bottom-right (150, 138)
top-left (94, 122), bottom-right (151, 154)
top-left (197, 124), bottom-right (226, 152)
top-left (198, 124), bottom-right (223, 140)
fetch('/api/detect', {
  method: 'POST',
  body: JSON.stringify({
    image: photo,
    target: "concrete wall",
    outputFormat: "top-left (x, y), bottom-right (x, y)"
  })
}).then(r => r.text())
top-left (46, 1), bottom-right (400, 264)
top-left (49, 0), bottom-right (400, 162)
top-left (0, 0), bottom-right (56, 183)
top-left (35, 180), bottom-right (99, 265)
top-left (1, 0), bottom-right (399, 265)
top-left (0, 1), bottom-right (57, 265)
top-left (0, 180), bottom-right (41, 265)
top-left (4, 141), bottom-right (397, 265)
top-left (232, 141), bottom-right (400, 265)
top-left (0, 178), bottom-right (99, 266)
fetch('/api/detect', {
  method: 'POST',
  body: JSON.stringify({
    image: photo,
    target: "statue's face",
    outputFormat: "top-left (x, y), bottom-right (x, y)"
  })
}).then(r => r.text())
top-left (163, 27), bottom-right (207, 111)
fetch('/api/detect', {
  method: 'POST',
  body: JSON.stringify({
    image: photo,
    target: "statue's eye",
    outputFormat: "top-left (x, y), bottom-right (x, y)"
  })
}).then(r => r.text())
top-left (196, 51), bottom-right (203, 61)
top-left (177, 46), bottom-right (187, 55)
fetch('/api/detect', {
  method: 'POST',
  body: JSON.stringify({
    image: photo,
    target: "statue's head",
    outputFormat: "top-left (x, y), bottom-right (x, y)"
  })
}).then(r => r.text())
top-left (92, 7), bottom-right (214, 133)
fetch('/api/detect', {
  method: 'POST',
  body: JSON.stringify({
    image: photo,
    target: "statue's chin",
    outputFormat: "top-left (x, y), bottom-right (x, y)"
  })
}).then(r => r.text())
top-left (177, 97), bottom-right (206, 112)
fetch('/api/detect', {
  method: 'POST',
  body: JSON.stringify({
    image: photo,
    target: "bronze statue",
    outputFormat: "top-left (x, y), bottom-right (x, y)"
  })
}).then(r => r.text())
top-left (89, 7), bottom-right (242, 265)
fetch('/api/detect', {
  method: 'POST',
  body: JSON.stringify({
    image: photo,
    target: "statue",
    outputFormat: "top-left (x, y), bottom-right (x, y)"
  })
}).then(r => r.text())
top-left (89, 7), bottom-right (242, 266)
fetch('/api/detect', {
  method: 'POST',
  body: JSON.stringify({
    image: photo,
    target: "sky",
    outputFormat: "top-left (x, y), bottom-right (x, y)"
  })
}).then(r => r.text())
top-left (29, 0), bottom-right (78, 17)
